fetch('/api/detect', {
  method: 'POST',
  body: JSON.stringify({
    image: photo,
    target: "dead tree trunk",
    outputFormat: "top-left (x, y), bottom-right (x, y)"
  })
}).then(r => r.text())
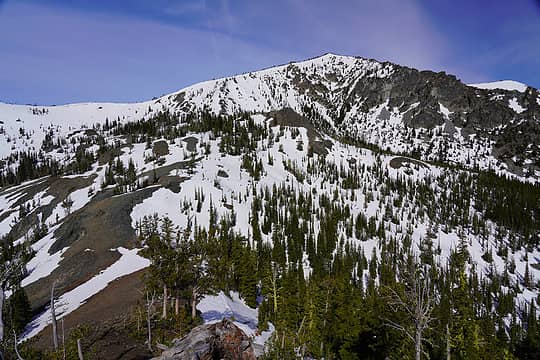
top-left (191, 287), bottom-right (198, 319)
top-left (77, 338), bottom-right (84, 360)
top-left (162, 285), bottom-right (167, 319)
top-left (384, 266), bottom-right (435, 360)
top-left (146, 292), bottom-right (155, 351)
top-left (415, 326), bottom-right (422, 360)
top-left (269, 264), bottom-right (280, 316)
top-left (320, 289), bottom-right (330, 356)
top-left (51, 281), bottom-right (59, 351)
top-left (13, 330), bottom-right (24, 360)
top-left (446, 323), bottom-right (451, 360)
top-left (0, 288), bottom-right (4, 344)
top-left (62, 318), bottom-right (66, 360)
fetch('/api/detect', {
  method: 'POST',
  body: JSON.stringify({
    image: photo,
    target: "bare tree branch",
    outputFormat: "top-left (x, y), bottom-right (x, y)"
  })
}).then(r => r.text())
top-left (383, 265), bottom-right (435, 360)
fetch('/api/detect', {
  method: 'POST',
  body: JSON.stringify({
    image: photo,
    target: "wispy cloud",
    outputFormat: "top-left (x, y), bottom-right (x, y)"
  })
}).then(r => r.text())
top-left (0, 2), bottom-right (295, 104)
top-left (286, 0), bottom-right (449, 69)
top-left (161, 0), bottom-right (207, 16)
top-left (444, 0), bottom-right (540, 85)
top-left (1, 0), bottom-right (537, 104)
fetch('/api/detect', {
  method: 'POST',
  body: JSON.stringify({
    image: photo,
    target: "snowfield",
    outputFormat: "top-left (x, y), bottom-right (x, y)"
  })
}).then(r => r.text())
top-left (14, 109), bottom-right (540, 341)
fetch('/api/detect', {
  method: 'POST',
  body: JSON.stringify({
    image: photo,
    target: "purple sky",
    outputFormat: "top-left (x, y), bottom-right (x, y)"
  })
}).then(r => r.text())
top-left (1, 0), bottom-right (539, 105)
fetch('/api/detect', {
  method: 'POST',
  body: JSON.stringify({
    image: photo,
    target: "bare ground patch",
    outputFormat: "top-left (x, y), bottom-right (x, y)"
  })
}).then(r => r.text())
top-left (28, 269), bottom-right (153, 359)
top-left (389, 156), bottom-right (429, 170)
top-left (25, 186), bottom-right (158, 312)
top-left (267, 108), bottom-right (332, 156)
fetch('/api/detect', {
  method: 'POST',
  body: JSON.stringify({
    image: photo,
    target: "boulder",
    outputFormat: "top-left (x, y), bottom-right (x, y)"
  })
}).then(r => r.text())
top-left (153, 140), bottom-right (169, 157)
top-left (153, 318), bottom-right (256, 360)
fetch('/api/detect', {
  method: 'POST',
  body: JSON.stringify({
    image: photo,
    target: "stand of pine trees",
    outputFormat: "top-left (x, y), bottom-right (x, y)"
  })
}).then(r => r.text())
top-left (129, 110), bottom-right (540, 359)
top-left (137, 209), bottom-right (539, 359)
top-left (1, 109), bottom-right (539, 358)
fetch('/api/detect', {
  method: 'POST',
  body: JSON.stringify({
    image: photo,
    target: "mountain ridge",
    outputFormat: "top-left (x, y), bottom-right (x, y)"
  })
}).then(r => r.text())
top-left (1, 53), bottom-right (538, 182)
top-left (3, 53), bottom-right (534, 108)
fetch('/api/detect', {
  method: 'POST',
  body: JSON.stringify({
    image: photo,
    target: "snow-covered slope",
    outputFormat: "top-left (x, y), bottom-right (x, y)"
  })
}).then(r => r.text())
top-left (13, 112), bottom-right (539, 342)
top-left (0, 53), bottom-right (538, 345)
top-left (469, 80), bottom-right (529, 93)
top-left (0, 101), bottom-right (155, 159)
top-left (22, 247), bottom-right (149, 340)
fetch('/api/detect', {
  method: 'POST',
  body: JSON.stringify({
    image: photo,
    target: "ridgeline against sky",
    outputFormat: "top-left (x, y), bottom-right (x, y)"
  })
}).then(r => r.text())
top-left (1, 0), bottom-right (539, 105)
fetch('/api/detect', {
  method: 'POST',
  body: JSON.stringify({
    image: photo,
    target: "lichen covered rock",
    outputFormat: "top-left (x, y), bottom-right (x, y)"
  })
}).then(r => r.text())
top-left (153, 318), bottom-right (256, 360)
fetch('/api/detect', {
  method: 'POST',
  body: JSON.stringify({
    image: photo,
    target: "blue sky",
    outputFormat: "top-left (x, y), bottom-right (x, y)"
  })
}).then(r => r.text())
top-left (1, 0), bottom-right (539, 105)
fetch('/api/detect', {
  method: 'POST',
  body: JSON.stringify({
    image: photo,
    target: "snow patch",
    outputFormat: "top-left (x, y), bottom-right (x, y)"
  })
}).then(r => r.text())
top-left (21, 225), bottom-right (66, 287)
top-left (22, 247), bottom-right (150, 341)
top-left (439, 103), bottom-right (451, 118)
top-left (508, 98), bottom-right (526, 113)
top-left (197, 291), bottom-right (274, 348)
top-left (469, 80), bottom-right (528, 93)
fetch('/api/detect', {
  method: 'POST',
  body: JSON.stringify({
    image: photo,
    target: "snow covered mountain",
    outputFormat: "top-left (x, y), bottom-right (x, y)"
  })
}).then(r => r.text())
top-left (0, 54), bottom-right (539, 355)
top-left (2, 54), bottom-right (539, 181)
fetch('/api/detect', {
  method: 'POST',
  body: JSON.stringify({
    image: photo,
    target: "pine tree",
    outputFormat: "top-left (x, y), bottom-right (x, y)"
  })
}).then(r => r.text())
top-left (238, 247), bottom-right (258, 308)
top-left (517, 300), bottom-right (540, 359)
top-left (449, 251), bottom-right (483, 359)
top-left (524, 262), bottom-right (532, 289)
top-left (6, 287), bottom-right (32, 334)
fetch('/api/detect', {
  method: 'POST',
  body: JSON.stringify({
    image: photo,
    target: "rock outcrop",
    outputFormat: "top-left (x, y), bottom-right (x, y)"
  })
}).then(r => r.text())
top-left (153, 319), bottom-right (257, 360)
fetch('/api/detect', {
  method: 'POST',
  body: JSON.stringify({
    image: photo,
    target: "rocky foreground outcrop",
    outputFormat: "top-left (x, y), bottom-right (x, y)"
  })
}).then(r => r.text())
top-left (153, 319), bottom-right (257, 360)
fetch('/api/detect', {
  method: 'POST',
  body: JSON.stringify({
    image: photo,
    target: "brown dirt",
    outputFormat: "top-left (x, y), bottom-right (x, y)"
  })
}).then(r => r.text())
top-left (24, 158), bottom-right (194, 313)
top-left (31, 269), bottom-right (152, 359)
top-left (1, 175), bottom-right (96, 247)
top-left (25, 186), bottom-right (158, 312)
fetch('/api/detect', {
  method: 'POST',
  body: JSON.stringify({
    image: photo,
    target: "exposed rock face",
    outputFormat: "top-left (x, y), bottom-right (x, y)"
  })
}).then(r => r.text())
top-left (153, 140), bottom-right (170, 157)
top-left (217, 169), bottom-right (229, 178)
top-left (154, 319), bottom-right (256, 360)
top-left (25, 186), bottom-right (158, 311)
